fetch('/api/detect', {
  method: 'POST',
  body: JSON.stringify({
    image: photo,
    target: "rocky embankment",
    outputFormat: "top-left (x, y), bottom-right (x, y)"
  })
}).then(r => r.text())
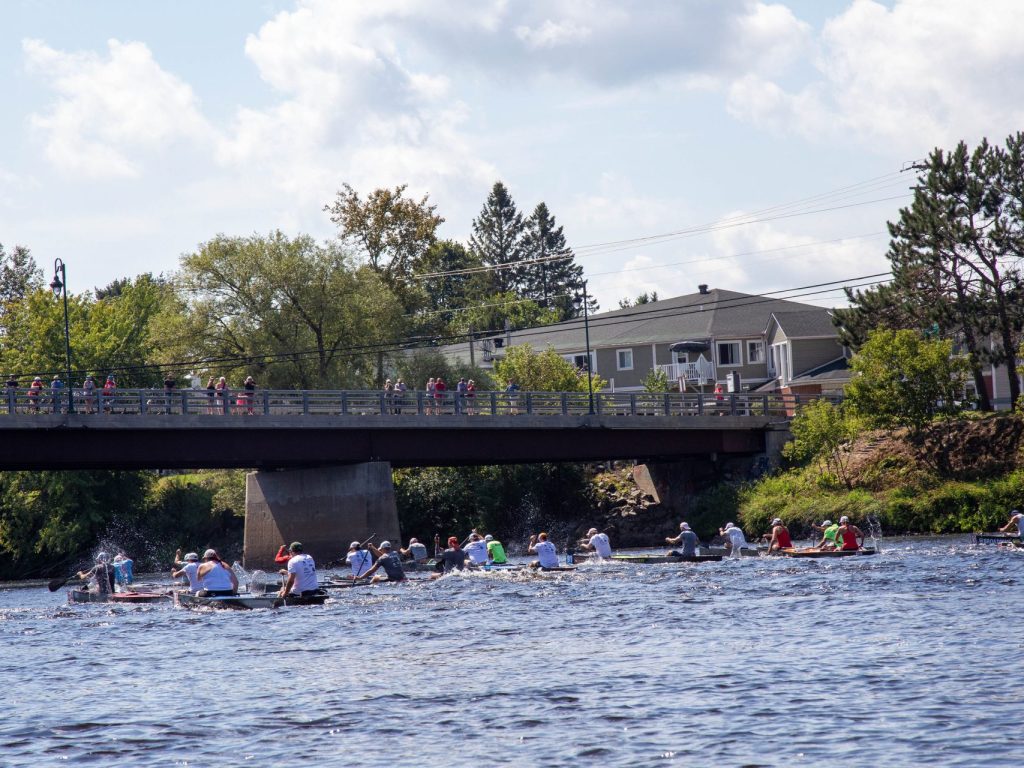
top-left (570, 465), bottom-right (681, 548)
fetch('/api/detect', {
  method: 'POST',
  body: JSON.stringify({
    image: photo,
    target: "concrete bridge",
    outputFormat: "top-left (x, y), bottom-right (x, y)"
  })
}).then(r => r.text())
top-left (0, 388), bottom-right (811, 567)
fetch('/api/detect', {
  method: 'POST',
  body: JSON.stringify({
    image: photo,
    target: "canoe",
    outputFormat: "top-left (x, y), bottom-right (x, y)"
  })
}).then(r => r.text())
top-left (174, 590), bottom-right (328, 610)
top-left (536, 565), bottom-right (577, 572)
top-left (975, 533), bottom-right (1022, 543)
top-left (777, 547), bottom-right (877, 559)
top-left (67, 589), bottom-right (170, 604)
top-left (610, 554), bottom-right (723, 564)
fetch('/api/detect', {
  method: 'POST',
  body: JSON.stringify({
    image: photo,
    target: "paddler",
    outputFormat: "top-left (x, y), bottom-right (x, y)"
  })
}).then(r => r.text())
top-left (666, 522), bottom-right (699, 557)
top-left (431, 536), bottom-right (471, 578)
top-left (171, 551), bottom-right (202, 593)
top-left (484, 534), bottom-right (508, 564)
top-left (813, 519), bottom-right (841, 551)
top-left (762, 518), bottom-right (793, 552)
top-left (196, 549), bottom-right (238, 596)
top-left (527, 532), bottom-right (560, 569)
top-left (718, 522), bottom-right (750, 555)
top-left (400, 537), bottom-right (429, 563)
top-left (273, 544), bottom-right (293, 566)
top-left (464, 532), bottom-right (490, 566)
top-left (279, 542), bottom-right (319, 597)
top-left (836, 516), bottom-right (864, 551)
top-left (360, 540), bottom-right (406, 583)
top-left (112, 551), bottom-right (134, 590)
top-left (998, 509), bottom-right (1024, 538)
top-left (346, 540), bottom-right (374, 579)
top-left (581, 528), bottom-right (613, 559)
top-left (77, 552), bottom-right (115, 594)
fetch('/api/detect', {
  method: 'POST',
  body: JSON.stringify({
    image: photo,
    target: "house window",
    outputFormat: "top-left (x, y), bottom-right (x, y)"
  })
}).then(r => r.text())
top-left (616, 349), bottom-right (634, 371)
top-left (747, 341), bottom-right (765, 364)
top-left (717, 341), bottom-right (741, 366)
top-left (568, 353), bottom-right (594, 372)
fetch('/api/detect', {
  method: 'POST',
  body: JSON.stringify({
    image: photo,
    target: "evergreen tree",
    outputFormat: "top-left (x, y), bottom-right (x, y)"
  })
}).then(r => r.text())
top-left (521, 202), bottom-right (591, 320)
top-left (413, 240), bottom-right (489, 336)
top-left (469, 181), bottom-right (527, 295)
top-left (0, 242), bottom-right (42, 306)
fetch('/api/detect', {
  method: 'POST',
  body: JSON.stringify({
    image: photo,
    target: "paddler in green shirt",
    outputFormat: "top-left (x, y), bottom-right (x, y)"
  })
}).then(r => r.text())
top-left (484, 534), bottom-right (507, 564)
top-left (813, 519), bottom-right (841, 550)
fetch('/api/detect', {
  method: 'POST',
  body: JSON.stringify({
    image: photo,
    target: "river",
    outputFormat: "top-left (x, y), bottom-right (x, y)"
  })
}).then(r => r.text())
top-left (0, 536), bottom-right (1021, 767)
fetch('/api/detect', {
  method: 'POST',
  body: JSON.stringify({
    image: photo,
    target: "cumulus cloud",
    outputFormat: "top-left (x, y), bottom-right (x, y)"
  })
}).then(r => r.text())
top-left (23, 38), bottom-right (211, 178)
top-left (727, 0), bottom-right (1024, 151)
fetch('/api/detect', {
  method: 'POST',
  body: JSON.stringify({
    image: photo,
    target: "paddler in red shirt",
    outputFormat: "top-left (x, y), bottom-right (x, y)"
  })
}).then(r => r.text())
top-left (836, 515), bottom-right (864, 550)
top-left (762, 518), bottom-right (792, 552)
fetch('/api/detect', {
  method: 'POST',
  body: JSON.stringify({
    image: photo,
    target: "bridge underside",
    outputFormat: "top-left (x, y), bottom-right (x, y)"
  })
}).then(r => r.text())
top-left (0, 414), bottom-right (770, 470)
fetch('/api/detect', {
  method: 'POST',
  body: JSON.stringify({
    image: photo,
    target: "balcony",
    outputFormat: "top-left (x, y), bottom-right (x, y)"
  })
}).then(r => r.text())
top-left (657, 355), bottom-right (716, 385)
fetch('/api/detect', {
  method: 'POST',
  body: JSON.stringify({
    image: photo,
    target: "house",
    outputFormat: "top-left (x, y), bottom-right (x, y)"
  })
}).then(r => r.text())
top-left (438, 285), bottom-right (851, 394)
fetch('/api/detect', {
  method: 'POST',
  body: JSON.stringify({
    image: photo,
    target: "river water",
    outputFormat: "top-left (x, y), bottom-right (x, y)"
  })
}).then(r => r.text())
top-left (1, 536), bottom-right (1021, 767)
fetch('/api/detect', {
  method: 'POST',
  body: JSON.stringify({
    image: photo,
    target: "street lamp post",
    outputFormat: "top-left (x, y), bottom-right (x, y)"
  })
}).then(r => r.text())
top-left (49, 259), bottom-right (74, 414)
top-left (582, 280), bottom-right (594, 414)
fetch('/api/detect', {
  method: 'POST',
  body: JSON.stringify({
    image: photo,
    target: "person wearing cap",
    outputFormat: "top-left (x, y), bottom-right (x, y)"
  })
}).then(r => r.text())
top-left (581, 528), bottom-right (613, 559)
top-left (432, 536), bottom-right (471, 577)
top-left (998, 509), bottom-right (1024, 538)
top-left (279, 542), bottom-right (319, 597)
top-left (50, 375), bottom-right (64, 413)
top-left (346, 540), bottom-right (374, 579)
top-left (666, 522), bottom-right (700, 557)
top-left (813, 519), bottom-right (841, 551)
top-left (196, 549), bottom-right (238, 596)
top-left (360, 541), bottom-right (406, 583)
top-left (27, 377), bottom-right (43, 413)
top-left (112, 551), bottom-right (134, 590)
top-left (82, 374), bottom-right (96, 413)
top-left (484, 534), bottom-right (507, 564)
top-left (77, 552), bottom-right (115, 594)
top-left (762, 518), bottom-right (793, 552)
top-left (718, 522), bottom-right (750, 555)
top-left (836, 516), bottom-right (864, 551)
top-left (527, 532), bottom-right (560, 569)
top-left (400, 537), bottom-right (429, 563)
top-left (172, 550), bottom-right (203, 593)
top-left (464, 532), bottom-right (489, 565)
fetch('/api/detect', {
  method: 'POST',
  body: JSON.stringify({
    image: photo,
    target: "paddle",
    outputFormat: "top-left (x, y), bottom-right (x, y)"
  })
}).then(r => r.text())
top-left (48, 574), bottom-right (77, 592)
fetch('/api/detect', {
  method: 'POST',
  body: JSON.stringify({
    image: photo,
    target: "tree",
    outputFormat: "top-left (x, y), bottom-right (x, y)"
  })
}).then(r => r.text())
top-left (324, 183), bottom-right (444, 289)
top-left (521, 202), bottom-right (590, 320)
top-left (845, 329), bottom-right (968, 434)
top-left (493, 343), bottom-right (606, 392)
top-left (412, 240), bottom-right (489, 336)
top-left (782, 399), bottom-right (858, 488)
top-left (619, 291), bottom-right (659, 309)
top-left (160, 231), bottom-right (403, 389)
top-left (449, 292), bottom-right (561, 338)
top-left (469, 181), bottom-right (527, 294)
top-left (643, 368), bottom-right (672, 393)
top-left (0, 242), bottom-right (42, 307)
top-left (393, 348), bottom-right (494, 394)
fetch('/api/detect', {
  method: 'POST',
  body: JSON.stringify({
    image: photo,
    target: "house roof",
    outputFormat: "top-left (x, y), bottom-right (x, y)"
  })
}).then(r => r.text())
top-left (787, 356), bottom-right (851, 385)
top-left (768, 309), bottom-right (839, 338)
top-left (439, 288), bottom-right (839, 363)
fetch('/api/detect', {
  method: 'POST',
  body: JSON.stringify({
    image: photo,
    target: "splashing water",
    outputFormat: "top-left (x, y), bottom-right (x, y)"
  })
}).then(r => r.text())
top-left (866, 515), bottom-right (883, 551)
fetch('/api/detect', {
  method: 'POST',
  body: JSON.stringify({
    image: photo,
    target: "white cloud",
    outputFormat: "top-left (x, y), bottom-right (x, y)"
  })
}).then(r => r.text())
top-left (23, 38), bottom-right (211, 178)
top-left (728, 0), bottom-right (1024, 151)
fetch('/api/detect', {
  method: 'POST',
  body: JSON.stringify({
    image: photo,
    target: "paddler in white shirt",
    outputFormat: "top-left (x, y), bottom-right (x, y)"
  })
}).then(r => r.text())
top-left (464, 533), bottom-right (490, 565)
top-left (581, 528), bottom-right (613, 558)
top-left (346, 540), bottom-right (374, 579)
top-left (527, 532), bottom-right (560, 569)
top-left (998, 509), bottom-right (1024, 538)
top-left (196, 549), bottom-right (239, 596)
top-left (718, 522), bottom-right (750, 555)
top-left (279, 541), bottom-right (319, 597)
top-left (171, 551), bottom-right (202, 593)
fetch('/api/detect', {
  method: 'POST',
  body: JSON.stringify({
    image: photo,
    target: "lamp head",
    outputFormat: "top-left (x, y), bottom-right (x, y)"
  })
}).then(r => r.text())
top-left (49, 274), bottom-right (63, 296)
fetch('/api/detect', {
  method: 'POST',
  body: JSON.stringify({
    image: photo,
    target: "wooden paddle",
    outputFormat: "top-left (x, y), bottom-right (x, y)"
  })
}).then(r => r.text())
top-left (48, 574), bottom-right (77, 592)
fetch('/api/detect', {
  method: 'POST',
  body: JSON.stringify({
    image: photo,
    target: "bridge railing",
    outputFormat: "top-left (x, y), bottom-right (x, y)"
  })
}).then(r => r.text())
top-left (1, 387), bottom-right (840, 419)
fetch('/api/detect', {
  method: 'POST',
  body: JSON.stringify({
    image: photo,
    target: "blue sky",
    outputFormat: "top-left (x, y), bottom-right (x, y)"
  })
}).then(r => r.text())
top-left (2, 0), bottom-right (1021, 311)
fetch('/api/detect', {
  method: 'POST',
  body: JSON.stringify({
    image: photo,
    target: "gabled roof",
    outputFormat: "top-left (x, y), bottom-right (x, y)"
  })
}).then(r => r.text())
top-left (787, 356), bottom-right (851, 384)
top-left (766, 309), bottom-right (839, 339)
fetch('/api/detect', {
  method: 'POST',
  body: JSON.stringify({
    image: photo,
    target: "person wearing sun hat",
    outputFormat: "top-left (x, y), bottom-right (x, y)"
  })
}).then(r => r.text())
top-left (279, 542), bottom-right (318, 597)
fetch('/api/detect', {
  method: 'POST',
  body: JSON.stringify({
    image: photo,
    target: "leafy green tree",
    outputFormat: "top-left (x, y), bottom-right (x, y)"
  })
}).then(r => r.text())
top-left (521, 202), bottom-right (590, 320)
top-left (469, 181), bottom-right (527, 294)
top-left (845, 329), bottom-right (968, 434)
top-left (412, 240), bottom-right (489, 335)
top-left (159, 231), bottom-right (403, 389)
top-left (643, 367), bottom-right (672, 393)
top-left (393, 348), bottom-right (493, 394)
top-left (0, 242), bottom-right (42, 306)
top-left (449, 291), bottom-right (561, 337)
top-left (494, 343), bottom-right (606, 392)
top-left (782, 399), bottom-right (858, 488)
top-left (619, 291), bottom-right (659, 309)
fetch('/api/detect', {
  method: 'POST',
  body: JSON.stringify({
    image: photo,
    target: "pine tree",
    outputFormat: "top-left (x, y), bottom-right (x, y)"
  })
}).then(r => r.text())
top-left (0, 243), bottom-right (42, 306)
top-left (469, 182), bottom-right (527, 295)
top-left (521, 202), bottom-right (592, 320)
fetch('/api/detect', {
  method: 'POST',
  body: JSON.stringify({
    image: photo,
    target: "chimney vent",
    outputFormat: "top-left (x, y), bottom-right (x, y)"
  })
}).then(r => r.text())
top-left (698, 284), bottom-right (709, 295)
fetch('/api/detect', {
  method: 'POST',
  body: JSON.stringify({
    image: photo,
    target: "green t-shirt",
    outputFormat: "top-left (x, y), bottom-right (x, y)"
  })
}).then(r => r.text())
top-left (823, 524), bottom-right (840, 544)
top-left (486, 540), bottom-right (507, 564)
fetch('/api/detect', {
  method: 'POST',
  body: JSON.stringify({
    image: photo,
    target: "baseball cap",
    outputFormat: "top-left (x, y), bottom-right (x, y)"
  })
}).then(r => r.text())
top-left (379, 541), bottom-right (392, 550)
top-left (409, 538), bottom-right (419, 544)
top-left (724, 522), bottom-right (734, 530)
top-left (203, 549), bottom-right (218, 559)
top-left (289, 541), bottom-right (303, 552)
top-left (681, 522), bottom-right (691, 531)
top-left (821, 520), bottom-right (832, 527)
top-left (96, 551), bottom-right (109, 563)
top-left (349, 541), bottom-right (360, 549)
top-left (587, 528), bottom-right (598, 536)
top-left (771, 518), bottom-right (782, 525)
top-left (839, 516), bottom-right (849, 523)
top-left (484, 534), bottom-right (493, 541)
top-left (184, 552), bottom-right (199, 561)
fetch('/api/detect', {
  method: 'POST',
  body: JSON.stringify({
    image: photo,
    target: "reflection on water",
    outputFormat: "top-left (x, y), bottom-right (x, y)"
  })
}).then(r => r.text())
top-left (1, 536), bottom-right (1022, 767)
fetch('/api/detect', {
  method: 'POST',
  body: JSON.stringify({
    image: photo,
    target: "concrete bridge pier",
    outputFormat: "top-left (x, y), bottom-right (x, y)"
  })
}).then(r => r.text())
top-left (243, 462), bottom-right (401, 570)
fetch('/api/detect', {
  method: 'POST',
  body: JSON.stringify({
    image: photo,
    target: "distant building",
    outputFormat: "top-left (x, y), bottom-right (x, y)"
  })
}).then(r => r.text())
top-left (438, 284), bottom-right (851, 395)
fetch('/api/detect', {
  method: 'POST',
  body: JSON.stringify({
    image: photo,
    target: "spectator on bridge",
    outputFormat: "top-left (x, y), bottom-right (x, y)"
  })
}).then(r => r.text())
top-left (206, 376), bottom-right (217, 414)
top-left (163, 373), bottom-right (175, 414)
top-left (82, 375), bottom-right (96, 413)
top-left (383, 378), bottom-right (394, 414)
top-left (102, 375), bottom-right (116, 413)
top-left (27, 377), bottom-right (43, 413)
top-left (435, 377), bottom-right (447, 414)
top-left (243, 376), bottom-right (256, 415)
top-left (394, 378), bottom-right (407, 414)
top-left (5, 375), bottom-right (17, 412)
top-left (50, 375), bottom-right (64, 413)
top-left (425, 378), bottom-right (436, 415)
top-left (215, 377), bottom-right (229, 414)
top-left (466, 379), bottom-right (476, 415)
top-left (456, 377), bottom-right (467, 414)
top-left (346, 540), bottom-right (373, 579)
top-left (505, 380), bottom-right (520, 415)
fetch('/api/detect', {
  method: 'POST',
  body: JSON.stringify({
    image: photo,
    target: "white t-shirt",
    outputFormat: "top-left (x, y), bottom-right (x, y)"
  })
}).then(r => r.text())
top-left (533, 540), bottom-right (559, 568)
top-left (725, 527), bottom-right (748, 551)
top-left (347, 549), bottom-right (373, 577)
top-left (588, 533), bottom-right (612, 558)
top-left (179, 561), bottom-right (201, 593)
top-left (464, 539), bottom-right (489, 564)
top-left (287, 553), bottom-right (318, 593)
top-left (1012, 514), bottom-right (1024, 536)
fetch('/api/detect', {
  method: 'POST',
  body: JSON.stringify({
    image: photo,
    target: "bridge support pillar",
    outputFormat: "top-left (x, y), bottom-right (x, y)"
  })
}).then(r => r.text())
top-left (243, 462), bottom-right (401, 570)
